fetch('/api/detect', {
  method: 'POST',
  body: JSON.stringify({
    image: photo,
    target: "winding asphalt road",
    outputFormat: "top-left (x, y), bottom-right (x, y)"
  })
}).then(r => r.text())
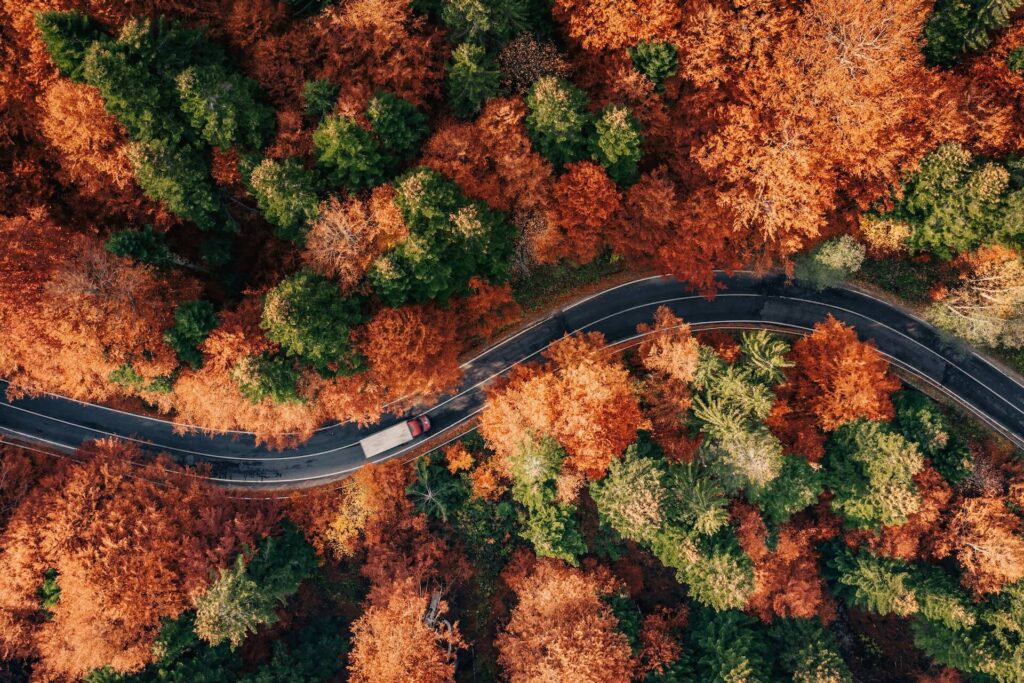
top-left (2, 273), bottom-right (1022, 489)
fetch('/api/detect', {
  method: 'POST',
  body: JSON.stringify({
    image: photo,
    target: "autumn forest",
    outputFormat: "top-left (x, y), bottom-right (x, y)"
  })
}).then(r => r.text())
top-left (2, 0), bottom-right (1024, 680)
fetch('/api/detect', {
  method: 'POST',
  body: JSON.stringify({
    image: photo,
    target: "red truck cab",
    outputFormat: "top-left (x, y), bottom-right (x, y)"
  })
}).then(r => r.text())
top-left (406, 415), bottom-right (431, 437)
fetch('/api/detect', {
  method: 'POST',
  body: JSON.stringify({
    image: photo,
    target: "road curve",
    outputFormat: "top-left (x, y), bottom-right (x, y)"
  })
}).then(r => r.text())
top-left (2, 273), bottom-right (1022, 489)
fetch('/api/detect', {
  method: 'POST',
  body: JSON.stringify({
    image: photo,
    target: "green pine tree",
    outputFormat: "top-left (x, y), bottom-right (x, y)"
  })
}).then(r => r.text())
top-left (628, 41), bottom-right (678, 92)
top-left (260, 270), bottom-right (365, 374)
top-left (164, 300), bottom-right (218, 369)
top-left (445, 42), bottom-right (502, 119)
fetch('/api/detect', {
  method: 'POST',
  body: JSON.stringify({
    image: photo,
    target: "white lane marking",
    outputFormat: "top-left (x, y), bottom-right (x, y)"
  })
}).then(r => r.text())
top-left (6, 292), bottom-right (1023, 464)
top-left (0, 401), bottom-right (369, 461)
top-left (207, 318), bottom-right (1024, 486)
top-left (5, 282), bottom-right (1023, 473)
top-left (843, 286), bottom-right (1024, 393)
top-left (0, 273), bottom-right (701, 437)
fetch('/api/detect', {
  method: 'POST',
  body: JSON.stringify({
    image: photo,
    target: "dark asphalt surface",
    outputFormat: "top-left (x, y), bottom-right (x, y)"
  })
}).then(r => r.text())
top-left (2, 273), bottom-right (1022, 489)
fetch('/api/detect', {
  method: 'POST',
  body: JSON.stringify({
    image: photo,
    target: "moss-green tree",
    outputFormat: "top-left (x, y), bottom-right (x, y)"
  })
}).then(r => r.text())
top-left (301, 79), bottom-right (339, 119)
top-left (770, 619), bottom-right (852, 683)
top-left (686, 609), bottom-right (771, 681)
top-left (825, 420), bottom-right (923, 530)
top-left (652, 528), bottom-right (755, 610)
top-left (509, 437), bottom-right (586, 565)
top-left (369, 168), bottom-right (515, 306)
top-left (912, 579), bottom-right (1024, 682)
top-left (737, 330), bottom-right (793, 386)
top-left (313, 115), bottom-right (384, 190)
top-left (194, 555), bottom-right (271, 649)
top-left (923, 0), bottom-right (1024, 67)
top-left (794, 236), bottom-right (866, 290)
top-left (313, 92), bottom-right (427, 189)
top-left (128, 140), bottom-right (223, 231)
top-left (176, 65), bottom-right (274, 150)
top-left (589, 105), bottom-right (643, 186)
top-left (164, 300), bottom-right (218, 369)
top-left (525, 76), bottom-right (592, 168)
top-left (829, 546), bottom-right (920, 617)
top-left (261, 270), bottom-right (364, 374)
top-left (439, 0), bottom-right (532, 45)
top-left (872, 144), bottom-right (1024, 259)
top-left (35, 10), bottom-right (106, 82)
top-left (893, 391), bottom-right (973, 485)
top-left (446, 42), bottom-right (502, 119)
top-left (105, 225), bottom-right (175, 268)
top-left (747, 455), bottom-right (824, 525)
top-left (248, 157), bottom-right (321, 243)
top-left (628, 41), bottom-right (678, 92)
top-left (663, 463), bottom-right (731, 538)
top-left (590, 443), bottom-right (667, 544)
top-left (194, 524), bottom-right (317, 649)
top-left (232, 354), bottom-right (302, 404)
top-left (366, 92), bottom-right (429, 174)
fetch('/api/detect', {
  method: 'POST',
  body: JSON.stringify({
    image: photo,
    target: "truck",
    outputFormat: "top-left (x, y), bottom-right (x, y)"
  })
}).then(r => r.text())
top-left (359, 415), bottom-right (431, 458)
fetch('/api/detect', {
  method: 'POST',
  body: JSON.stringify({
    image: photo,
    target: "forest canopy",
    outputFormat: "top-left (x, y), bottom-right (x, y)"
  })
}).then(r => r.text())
top-left (1, 315), bottom-right (1022, 681)
top-left (2, 0), bottom-right (1023, 444)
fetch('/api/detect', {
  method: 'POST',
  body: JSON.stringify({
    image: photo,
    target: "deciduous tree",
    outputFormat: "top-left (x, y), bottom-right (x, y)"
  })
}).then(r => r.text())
top-left (929, 245), bottom-right (1024, 348)
top-left (348, 577), bottom-right (463, 683)
top-left (302, 187), bottom-right (409, 291)
top-left (480, 332), bottom-right (642, 479)
top-left (0, 440), bottom-right (280, 678)
top-left (934, 496), bottom-right (1024, 596)
top-left (551, 0), bottom-right (683, 51)
top-left (356, 303), bottom-right (462, 401)
top-left (496, 558), bottom-right (633, 682)
top-left (785, 316), bottom-right (901, 432)
top-left (534, 161), bottom-right (620, 264)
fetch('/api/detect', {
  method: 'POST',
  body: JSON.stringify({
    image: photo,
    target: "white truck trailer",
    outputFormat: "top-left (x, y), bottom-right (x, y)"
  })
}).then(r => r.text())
top-left (359, 415), bottom-right (431, 458)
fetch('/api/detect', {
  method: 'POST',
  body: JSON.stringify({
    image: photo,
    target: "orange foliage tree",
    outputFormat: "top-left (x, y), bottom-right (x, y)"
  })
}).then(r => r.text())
top-left (783, 315), bottom-right (901, 432)
top-left (455, 276), bottom-right (521, 341)
top-left (348, 576), bottom-right (464, 683)
top-left (675, 0), bottom-right (947, 263)
top-left (480, 333), bottom-right (642, 480)
top-left (0, 216), bottom-right (199, 401)
top-left (611, 170), bottom-right (738, 295)
top-left (636, 306), bottom-right (699, 384)
top-left (496, 557), bottom-right (634, 682)
top-left (733, 501), bottom-right (840, 623)
top-left (933, 496), bottom-right (1024, 597)
top-left (420, 97), bottom-right (555, 215)
top-left (356, 303), bottom-right (463, 404)
top-left (316, 0), bottom-right (447, 108)
top-left (636, 307), bottom-right (701, 460)
top-left (552, 0), bottom-right (683, 51)
top-left (533, 161), bottom-right (621, 265)
top-left (0, 440), bottom-right (280, 678)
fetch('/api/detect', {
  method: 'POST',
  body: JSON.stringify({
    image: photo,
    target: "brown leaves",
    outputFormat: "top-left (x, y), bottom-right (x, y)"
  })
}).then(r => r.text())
top-left (733, 501), bottom-right (840, 623)
top-left (783, 315), bottom-right (901, 433)
top-left (356, 303), bottom-right (462, 403)
top-left (420, 97), bottom-right (555, 215)
top-left (534, 162), bottom-right (620, 265)
top-left (348, 576), bottom-right (464, 683)
top-left (552, 0), bottom-right (683, 51)
top-left (480, 333), bottom-right (642, 481)
top-left (0, 440), bottom-right (281, 678)
top-left (933, 495), bottom-right (1024, 597)
top-left (303, 187), bottom-right (409, 292)
top-left (496, 558), bottom-right (633, 682)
